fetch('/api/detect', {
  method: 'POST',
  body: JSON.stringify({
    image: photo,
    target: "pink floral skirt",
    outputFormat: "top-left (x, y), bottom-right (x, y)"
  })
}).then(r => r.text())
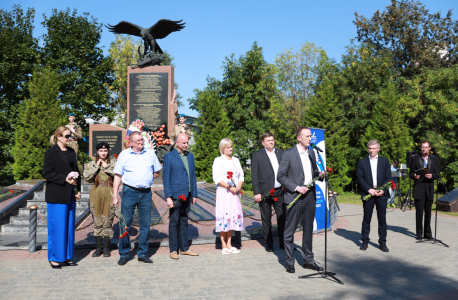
top-left (215, 188), bottom-right (244, 232)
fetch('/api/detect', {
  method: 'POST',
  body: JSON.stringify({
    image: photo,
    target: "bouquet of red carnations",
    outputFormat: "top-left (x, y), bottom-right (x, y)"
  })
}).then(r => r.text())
top-left (363, 180), bottom-right (396, 201)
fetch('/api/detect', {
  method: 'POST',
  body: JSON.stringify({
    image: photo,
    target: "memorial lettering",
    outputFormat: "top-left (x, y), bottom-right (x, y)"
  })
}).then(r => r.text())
top-left (129, 73), bottom-right (169, 129)
top-left (92, 131), bottom-right (123, 156)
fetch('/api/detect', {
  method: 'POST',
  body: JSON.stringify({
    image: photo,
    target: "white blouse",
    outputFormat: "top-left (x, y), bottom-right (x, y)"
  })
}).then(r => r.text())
top-left (212, 155), bottom-right (244, 189)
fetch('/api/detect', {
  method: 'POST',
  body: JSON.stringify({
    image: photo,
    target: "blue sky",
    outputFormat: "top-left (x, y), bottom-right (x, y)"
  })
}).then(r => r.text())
top-left (2, 0), bottom-right (456, 117)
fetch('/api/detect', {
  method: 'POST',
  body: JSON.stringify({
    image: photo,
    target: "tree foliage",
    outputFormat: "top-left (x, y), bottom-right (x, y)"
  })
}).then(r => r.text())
top-left (220, 42), bottom-right (276, 166)
top-left (41, 8), bottom-right (114, 122)
top-left (190, 78), bottom-right (231, 183)
top-left (271, 43), bottom-right (328, 149)
top-left (0, 5), bottom-right (39, 176)
top-left (308, 76), bottom-right (351, 193)
top-left (355, 0), bottom-right (458, 79)
top-left (11, 65), bottom-right (65, 180)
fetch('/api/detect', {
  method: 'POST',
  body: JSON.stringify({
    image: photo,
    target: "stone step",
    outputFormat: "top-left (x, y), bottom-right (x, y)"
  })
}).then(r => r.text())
top-left (2, 223), bottom-right (48, 233)
top-left (10, 210), bottom-right (87, 225)
top-left (27, 200), bottom-right (89, 209)
top-left (32, 192), bottom-right (89, 201)
top-left (18, 206), bottom-right (88, 217)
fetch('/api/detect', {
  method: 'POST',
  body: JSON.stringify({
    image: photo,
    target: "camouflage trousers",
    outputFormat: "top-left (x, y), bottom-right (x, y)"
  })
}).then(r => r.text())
top-left (90, 203), bottom-right (115, 239)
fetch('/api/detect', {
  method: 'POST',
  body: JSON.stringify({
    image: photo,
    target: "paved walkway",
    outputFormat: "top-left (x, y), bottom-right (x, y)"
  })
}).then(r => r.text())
top-left (1, 204), bottom-right (457, 299)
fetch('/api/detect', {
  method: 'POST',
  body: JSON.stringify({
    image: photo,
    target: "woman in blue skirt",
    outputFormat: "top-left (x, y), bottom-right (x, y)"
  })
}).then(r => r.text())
top-left (43, 126), bottom-right (81, 269)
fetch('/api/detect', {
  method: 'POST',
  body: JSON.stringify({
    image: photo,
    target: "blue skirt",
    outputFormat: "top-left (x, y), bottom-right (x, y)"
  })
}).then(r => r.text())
top-left (47, 200), bottom-right (76, 262)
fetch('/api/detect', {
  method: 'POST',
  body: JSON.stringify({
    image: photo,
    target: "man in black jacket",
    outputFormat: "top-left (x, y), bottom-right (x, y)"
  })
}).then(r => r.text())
top-left (356, 139), bottom-right (391, 252)
top-left (251, 133), bottom-right (285, 252)
top-left (409, 140), bottom-right (440, 241)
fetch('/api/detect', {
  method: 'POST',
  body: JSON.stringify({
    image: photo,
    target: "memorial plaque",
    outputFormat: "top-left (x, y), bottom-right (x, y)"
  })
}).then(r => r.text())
top-left (129, 73), bottom-right (169, 130)
top-left (91, 131), bottom-right (123, 156)
top-left (132, 201), bottom-right (162, 226)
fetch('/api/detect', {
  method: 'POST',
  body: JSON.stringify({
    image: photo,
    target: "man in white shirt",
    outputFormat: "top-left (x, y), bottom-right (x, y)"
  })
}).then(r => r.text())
top-left (277, 127), bottom-right (325, 274)
top-left (251, 133), bottom-right (285, 252)
top-left (356, 140), bottom-right (391, 252)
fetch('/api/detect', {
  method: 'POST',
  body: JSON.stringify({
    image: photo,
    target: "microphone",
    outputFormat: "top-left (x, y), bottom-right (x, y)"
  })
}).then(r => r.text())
top-left (310, 143), bottom-right (323, 153)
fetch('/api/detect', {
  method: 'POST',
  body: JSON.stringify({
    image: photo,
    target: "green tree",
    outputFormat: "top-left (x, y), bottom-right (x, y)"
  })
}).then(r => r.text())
top-left (271, 42), bottom-right (328, 149)
top-left (11, 65), bottom-right (65, 180)
top-left (41, 8), bottom-right (114, 122)
top-left (402, 65), bottom-right (458, 189)
top-left (327, 42), bottom-right (394, 189)
top-left (190, 78), bottom-right (231, 183)
top-left (0, 5), bottom-right (39, 176)
top-left (220, 42), bottom-right (276, 166)
top-left (307, 76), bottom-right (351, 193)
top-left (354, 0), bottom-right (458, 79)
top-left (361, 80), bottom-right (412, 164)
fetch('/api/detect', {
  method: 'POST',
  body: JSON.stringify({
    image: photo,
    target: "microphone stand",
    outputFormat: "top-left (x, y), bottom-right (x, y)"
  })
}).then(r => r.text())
top-left (298, 150), bottom-right (344, 285)
top-left (417, 155), bottom-right (449, 247)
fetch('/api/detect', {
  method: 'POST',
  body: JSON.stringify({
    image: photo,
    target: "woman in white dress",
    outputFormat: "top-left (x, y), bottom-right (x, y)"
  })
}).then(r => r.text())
top-left (212, 138), bottom-right (244, 255)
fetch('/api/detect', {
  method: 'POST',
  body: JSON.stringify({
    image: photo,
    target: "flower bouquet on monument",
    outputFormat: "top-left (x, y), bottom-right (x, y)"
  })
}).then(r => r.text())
top-left (363, 180), bottom-right (396, 201)
top-left (124, 119), bottom-right (171, 153)
top-left (153, 194), bottom-right (200, 225)
top-left (242, 188), bottom-right (278, 214)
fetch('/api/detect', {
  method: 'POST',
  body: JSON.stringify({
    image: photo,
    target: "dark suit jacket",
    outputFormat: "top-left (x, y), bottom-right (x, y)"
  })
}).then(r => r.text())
top-left (409, 154), bottom-right (440, 201)
top-left (251, 147), bottom-right (283, 196)
top-left (277, 145), bottom-right (321, 204)
top-left (42, 144), bottom-right (81, 204)
top-left (356, 156), bottom-right (391, 201)
top-left (163, 149), bottom-right (198, 200)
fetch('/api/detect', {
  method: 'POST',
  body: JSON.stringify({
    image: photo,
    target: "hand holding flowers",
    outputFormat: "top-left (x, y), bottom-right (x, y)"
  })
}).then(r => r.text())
top-left (363, 180), bottom-right (396, 201)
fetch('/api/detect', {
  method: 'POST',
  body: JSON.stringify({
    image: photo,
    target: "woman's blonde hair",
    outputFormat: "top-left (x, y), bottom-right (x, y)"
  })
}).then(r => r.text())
top-left (219, 138), bottom-right (233, 155)
top-left (50, 126), bottom-right (69, 146)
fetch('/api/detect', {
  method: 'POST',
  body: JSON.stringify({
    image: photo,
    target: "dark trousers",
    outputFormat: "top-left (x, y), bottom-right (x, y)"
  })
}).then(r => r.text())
top-left (260, 188), bottom-right (285, 248)
top-left (414, 197), bottom-right (433, 239)
top-left (361, 197), bottom-right (387, 244)
top-left (169, 192), bottom-right (191, 253)
top-left (284, 191), bottom-right (316, 266)
top-left (118, 186), bottom-right (152, 258)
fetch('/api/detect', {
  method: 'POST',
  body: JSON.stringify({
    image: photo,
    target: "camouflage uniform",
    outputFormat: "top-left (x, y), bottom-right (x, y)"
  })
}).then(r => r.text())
top-left (83, 159), bottom-right (116, 238)
top-left (170, 123), bottom-right (191, 141)
top-left (65, 122), bottom-right (82, 155)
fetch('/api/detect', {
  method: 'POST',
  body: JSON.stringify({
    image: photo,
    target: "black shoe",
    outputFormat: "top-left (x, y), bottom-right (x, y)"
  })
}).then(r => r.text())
top-left (416, 237), bottom-right (423, 241)
top-left (92, 237), bottom-right (103, 257)
top-left (48, 261), bottom-right (62, 269)
top-left (303, 262), bottom-right (323, 271)
top-left (360, 241), bottom-right (368, 251)
top-left (286, 264), bottom-right (295, 273)
top-left (138, 256), bottom-right (153, 263)
top-left (424, 236), bottom-right (433, 240)
top-left (379, 243), bottom-right (389, 252)
top-left (118, 257), bottom-right (128, 265)
top-left (265, 246), bottom-right (273, 252)
top-left (61, 260), bottom-right (78, 266)
top-left (103, 238), bottom-right (111, 257)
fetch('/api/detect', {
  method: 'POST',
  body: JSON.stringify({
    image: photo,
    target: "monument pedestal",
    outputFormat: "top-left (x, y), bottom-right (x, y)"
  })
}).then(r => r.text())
top-left (127, 65), bottom-right (178, 137)
top-left (89, 124), bottom-right (127, 158)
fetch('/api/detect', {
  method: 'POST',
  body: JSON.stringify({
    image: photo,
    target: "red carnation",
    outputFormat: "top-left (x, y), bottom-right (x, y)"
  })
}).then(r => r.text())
top-left (326, 167), bottom-right (333, 174)
top-left (125, 227), bottom-right (128, 230)
top-left (227, 171), bottom-right (233, 179)
top-left (274, 197), bottom-right (278, 202)
top-left (114, 154), bottom-right (118, 158)
top-left (240, 191), bottom-right (243, 195)
top-left (178, 194), bottom-right (187, 201)
top-left (9, 190), bottom-right (14, 194)
top-left (390, 180), bottom-right (396, 190)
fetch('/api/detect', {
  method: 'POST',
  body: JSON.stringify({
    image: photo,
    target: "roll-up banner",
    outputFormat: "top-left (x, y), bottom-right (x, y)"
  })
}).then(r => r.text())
top-left (309, 127), bottom-right (330, 232)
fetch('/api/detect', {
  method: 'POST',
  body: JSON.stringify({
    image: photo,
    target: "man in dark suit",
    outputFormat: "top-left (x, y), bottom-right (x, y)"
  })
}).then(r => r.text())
top-left (409, 140), bottom-right (440, 241)
top-left (163, 133), bottom-right (199, 259)
top-left (356, 139), bottom-right (391, 252)
top-left (277, 127), bottom-right (324, 274)
top-left (252, 133), bottom-right (285, 252)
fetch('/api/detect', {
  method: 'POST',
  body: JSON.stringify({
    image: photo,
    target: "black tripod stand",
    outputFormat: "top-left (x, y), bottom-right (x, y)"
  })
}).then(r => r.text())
top-left (298, 152), bottom-right (343, 284)
top-left (417, 155), bottom-right (449, 247)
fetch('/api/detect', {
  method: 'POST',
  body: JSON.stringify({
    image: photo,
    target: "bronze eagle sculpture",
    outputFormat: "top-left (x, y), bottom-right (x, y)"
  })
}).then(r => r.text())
top-left (106, 19), bottom-right (185, 56)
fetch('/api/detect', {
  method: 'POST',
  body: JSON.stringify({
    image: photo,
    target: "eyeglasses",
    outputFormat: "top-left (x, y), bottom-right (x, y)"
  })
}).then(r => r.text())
top-left (62, 134), bottom-right (72, 139)
top-left (132, 140), bottom-right (144, 144)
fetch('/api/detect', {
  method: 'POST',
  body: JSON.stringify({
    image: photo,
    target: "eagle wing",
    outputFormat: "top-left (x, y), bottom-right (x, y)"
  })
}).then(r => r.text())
top-left (148, 19), bottom-right (185, 39)
top-left (105, 21), bottom-right (143, 37)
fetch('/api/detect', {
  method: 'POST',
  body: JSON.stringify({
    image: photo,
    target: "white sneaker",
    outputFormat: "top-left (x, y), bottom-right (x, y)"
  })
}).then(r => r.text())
top-left (229, 247), bottom-right (240, 254)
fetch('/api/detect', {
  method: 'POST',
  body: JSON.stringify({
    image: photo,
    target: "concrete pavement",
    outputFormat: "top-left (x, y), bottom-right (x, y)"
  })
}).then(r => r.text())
top-left (1, 203), bottom-right (457, 300)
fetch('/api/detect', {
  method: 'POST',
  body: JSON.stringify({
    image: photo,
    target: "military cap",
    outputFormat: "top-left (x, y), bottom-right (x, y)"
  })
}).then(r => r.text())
top-left (96, 142), bottom-right (110, 151)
